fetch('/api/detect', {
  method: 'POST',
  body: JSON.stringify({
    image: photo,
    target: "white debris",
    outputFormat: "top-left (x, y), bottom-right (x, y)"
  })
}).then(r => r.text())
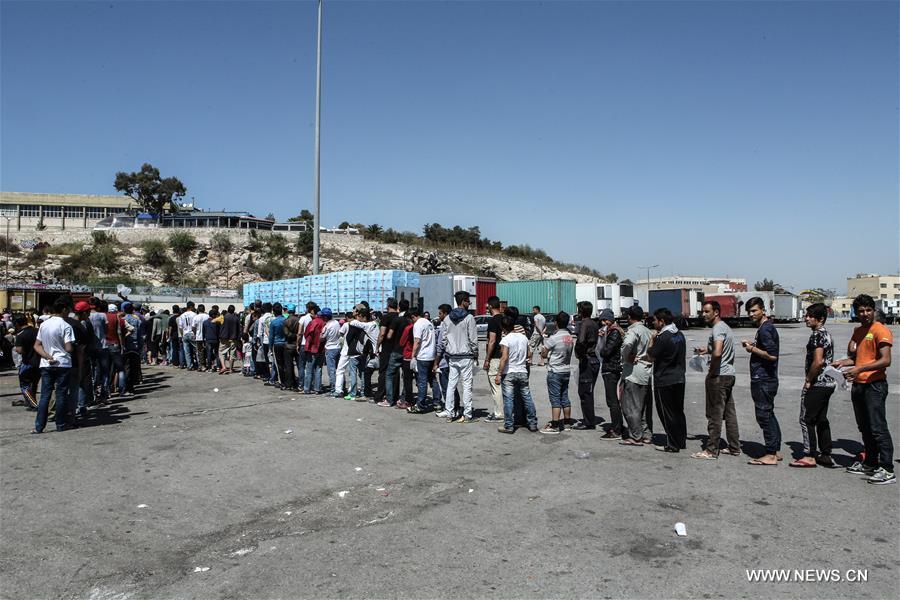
top-left (468, 489), bottom-right (474, 493)
top-left (356, 418), bottom-right (363, 422)
top-left (229, 547), bottom-right (255, 557)
top-left (284, 511), bottom-right (292, 515)
top-left (136, 504), bottom-right (149, 509)
top-left (193, 566), bottom-right (210, 573)
top-left (284, 430), bottom-right (293, 434)
top-left (213, 388), bottom-right (219, 393)
top-left (573, 451), bottom-right (591, 459)
top-left (337, 490), bottom-right (350, 498)
top-left (354, 467), bottom-right (362, 472)
top-left (675, 522), bottom-right (687, 537)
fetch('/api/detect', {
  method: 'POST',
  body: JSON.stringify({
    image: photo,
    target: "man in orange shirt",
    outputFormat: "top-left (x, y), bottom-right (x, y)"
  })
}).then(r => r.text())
top-left (833, 294), bottom-right (894, 485)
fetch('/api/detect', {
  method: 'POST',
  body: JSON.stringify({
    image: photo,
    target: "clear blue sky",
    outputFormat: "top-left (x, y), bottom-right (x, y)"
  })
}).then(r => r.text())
top-left (2, 0), bottom-right (897, 292)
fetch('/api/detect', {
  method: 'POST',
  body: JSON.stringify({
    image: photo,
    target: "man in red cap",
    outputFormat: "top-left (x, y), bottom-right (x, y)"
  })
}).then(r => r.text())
top-left (73, 300), bottom-right (100, 419)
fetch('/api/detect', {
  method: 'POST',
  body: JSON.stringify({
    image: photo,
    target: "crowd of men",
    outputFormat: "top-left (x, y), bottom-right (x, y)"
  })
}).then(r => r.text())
top-left (2, 290), bottom-right (894, 485)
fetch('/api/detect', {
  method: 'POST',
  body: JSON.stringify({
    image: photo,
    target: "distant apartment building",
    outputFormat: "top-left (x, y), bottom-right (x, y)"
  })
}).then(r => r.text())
top-left (0, 191), bottom-right (359, 234)
top-left (0, 191), bottom-right (136, 230)
top-left (636, 275), bottom-right (748, 294)
top-left (847, 274), bottom-right (900, 301)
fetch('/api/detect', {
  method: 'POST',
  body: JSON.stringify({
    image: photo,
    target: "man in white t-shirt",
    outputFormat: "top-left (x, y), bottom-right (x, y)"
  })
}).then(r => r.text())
top-left (177, 302), bottom-right (197, 370)
top-left (408, 309), bottom-right (436, 414)
top-left (321, 309), bottom-right (342, 393)
top-left (32, 299), bottom-right (75, 433)
top-left (494, 315), bottom-right (539, 434)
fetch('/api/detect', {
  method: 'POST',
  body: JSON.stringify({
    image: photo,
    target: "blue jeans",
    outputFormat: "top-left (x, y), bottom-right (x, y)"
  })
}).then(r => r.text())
top-left (415, 359), bottom-right (433, 409)
top-left (35, 367), bottom-right (71, 432)
top-left (385, 352), bottom-right (404, 404)
top-left (304, 352), bottom-right (323, 392)
top-left (750, 379), bottom-right (781, 454)
top-left (94, 349), bottom-right (111, 399)
top-left (546, 371), bottom-right (571, 409)
top-left (181, 336), bottom-right (196, 369)
top-left (296, 349), bottom-right (309, 386)
top-left (501, 372), bottom-right (538, 430)
top-left (325, 348), bottom-right (340, 390)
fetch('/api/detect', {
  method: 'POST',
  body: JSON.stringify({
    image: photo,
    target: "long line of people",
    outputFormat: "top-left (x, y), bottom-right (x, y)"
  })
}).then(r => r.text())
top-left (3, 290), bottom-right (893, 486)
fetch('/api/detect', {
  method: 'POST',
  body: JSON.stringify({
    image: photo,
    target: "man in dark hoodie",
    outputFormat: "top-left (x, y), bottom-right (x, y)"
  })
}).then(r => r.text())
top-left (573, 301), bottom-right (601, 430)
top-left (440, 291), bottom-right (479, 423)
top-left (598, 308), bottom-right (625, 439)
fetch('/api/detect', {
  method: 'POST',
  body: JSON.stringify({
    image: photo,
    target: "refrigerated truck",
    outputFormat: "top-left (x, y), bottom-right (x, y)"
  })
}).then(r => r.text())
top-left (773, 293), bottom-right (802, 322)
top-left (575, 283), bottom-right (635, 318)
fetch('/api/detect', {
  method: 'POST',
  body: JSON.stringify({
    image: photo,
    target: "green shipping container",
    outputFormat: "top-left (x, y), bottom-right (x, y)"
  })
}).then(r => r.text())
top-left (496, 279), bottom-right (577, 315)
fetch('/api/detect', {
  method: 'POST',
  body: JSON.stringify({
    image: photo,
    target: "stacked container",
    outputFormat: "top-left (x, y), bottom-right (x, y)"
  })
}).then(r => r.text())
top-left (496, 279), bottom-right (576, 315)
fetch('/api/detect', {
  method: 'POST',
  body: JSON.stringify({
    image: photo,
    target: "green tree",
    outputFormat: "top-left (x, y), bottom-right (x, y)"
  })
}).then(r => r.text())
top-left (114, 163), bottom-right (187, 214)
top-left (364, 224), bottom-right (383, 239)
top-left (141, 239), bottom-right (171, 268)
top-left (168, 231), bottom-right (198, 261)
top-left (754, 278), bottom-right (776, 291)
top-left (296, 229), bottom-right (314, 255)
top-left (288, 209), bottom-right (314, 223)
top-left (338, 221), bottom-right (350, 229)
top-left (91, 231), bottom-right (119, 246)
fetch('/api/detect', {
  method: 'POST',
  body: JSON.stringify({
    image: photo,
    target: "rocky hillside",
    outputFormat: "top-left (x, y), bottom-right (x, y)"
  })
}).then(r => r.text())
top-left (1, 228), bottom-right (612, 290)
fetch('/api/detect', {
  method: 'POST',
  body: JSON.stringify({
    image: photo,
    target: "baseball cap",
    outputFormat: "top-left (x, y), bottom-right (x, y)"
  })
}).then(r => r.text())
top-left (121, 301), bottom-right (132, 311)
top-left (320, 307), bottom-right (332, 317)
top-left (74, 301), bottom-right (91, 313)
top-left (284, 303), bottom-right (296, 313)
top-left (108, 305), bottom-right (118, 313)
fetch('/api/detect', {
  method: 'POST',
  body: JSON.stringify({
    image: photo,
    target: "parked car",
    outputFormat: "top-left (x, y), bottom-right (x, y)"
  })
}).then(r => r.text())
top-left (474, 315), bottom-right (491, 341)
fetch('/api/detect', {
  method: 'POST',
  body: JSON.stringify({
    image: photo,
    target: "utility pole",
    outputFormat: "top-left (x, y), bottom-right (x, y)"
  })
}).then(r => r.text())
top-left (312, 0), bottom-right (323, 274)
top-left (638, 264), bottom-right (659, 290)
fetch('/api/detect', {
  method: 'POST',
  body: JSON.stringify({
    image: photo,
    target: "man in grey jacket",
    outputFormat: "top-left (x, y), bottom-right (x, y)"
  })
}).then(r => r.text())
top-left (620, 305), bottom-right (653, 445)
top-left (440, 291), bottom-right (479, 423)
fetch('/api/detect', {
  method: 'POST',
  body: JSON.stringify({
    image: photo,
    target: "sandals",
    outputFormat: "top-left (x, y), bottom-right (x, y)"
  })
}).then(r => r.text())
top-left (720, 449), bottom-right (741, 456)
top-left (789, 458), bottom-right (817, 468)
top-left (691, 451), bottom-right (718, 460)
top-left (748, 458), bottom-right (777, 466)
top-left (619, 439), bottom-right (644, 446)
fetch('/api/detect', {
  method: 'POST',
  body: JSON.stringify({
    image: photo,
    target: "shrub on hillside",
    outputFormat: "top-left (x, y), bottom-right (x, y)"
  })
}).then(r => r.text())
top-left (168, 231), bottom-right (198, 261)
top-left (141, 239), bottom-right (171, 268)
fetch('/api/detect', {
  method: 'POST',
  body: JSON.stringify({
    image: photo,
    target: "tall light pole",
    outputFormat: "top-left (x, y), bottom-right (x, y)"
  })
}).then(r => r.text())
top-left (312, 0), bottom-right (323, 275)
top-left (638, 264), bottom-right (659, 289)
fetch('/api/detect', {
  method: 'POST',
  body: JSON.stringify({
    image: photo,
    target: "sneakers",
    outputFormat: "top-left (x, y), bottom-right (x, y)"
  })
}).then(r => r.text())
top-left (600, 431), bottom-right (621, 441)
top-left (497, 426), bottom-right (515, 434)
top-left (407, 405), bottom-right (427, 414)
top-left (435, 410), bottom-right (452, 418)
top-left (483, 414), bottom-right (503, 423)
top-left (846, 461), bottom-right (876, 476)
top-left (396, 401), bottom-right (412, 410)
top-left (539, 423), bottom-right (561, 435)
top-left (376, 400), bottom-right (392, 407)
top-left (866, 467), bottom-right (896, 485)
top-left (572, 422), bottom-right (595, 431)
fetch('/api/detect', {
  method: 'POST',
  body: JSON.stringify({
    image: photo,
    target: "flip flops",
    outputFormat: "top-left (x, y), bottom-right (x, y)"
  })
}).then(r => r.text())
top-left (789, 459), bottom-right (817, 468)
top-left (747, 458), bottom-right (777, 466)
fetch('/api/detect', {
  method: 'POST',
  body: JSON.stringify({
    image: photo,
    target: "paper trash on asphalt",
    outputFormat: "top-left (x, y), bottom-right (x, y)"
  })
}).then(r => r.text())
top-left (337, 490), bottom-right (349, 498)
top-left (675, 522), bottom-right (687, 536)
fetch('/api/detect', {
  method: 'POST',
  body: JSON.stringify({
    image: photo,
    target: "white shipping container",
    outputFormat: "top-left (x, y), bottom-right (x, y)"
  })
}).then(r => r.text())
top-left (575, 283), bottom-right (635, 318)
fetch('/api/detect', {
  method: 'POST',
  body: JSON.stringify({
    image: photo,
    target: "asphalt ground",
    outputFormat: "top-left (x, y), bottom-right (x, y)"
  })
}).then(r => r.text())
top-left (1, 322), bottom-right (898, 600)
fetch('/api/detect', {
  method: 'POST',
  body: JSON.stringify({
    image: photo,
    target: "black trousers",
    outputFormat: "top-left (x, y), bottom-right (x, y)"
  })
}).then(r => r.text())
top-left (802, 385), bottom-right (833, 456)
top-left (602, 372), bottom-right (623, 433)
top-left (273, 345), bottom-right (291, 389)
top-left (655, 382), bottom-right (687, 449)
top-left (401, 359), bottom-right (414, 404)
top-left (577, 357), bottom-right (600, 428)
top-left (123, 352), bottom-right (141, 393)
